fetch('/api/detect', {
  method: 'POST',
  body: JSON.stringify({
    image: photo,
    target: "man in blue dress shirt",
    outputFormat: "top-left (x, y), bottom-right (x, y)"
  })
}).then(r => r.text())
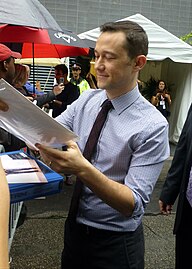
top-left (0, 21), bottom-right (170, 269)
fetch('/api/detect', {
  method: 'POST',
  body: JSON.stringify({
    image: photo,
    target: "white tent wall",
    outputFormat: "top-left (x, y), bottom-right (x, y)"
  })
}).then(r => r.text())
top-left (167, 61), bottom-right (192, 143)
top-left (79, 13), bottom-right (192, 144)
top-left (139, 61), bottom-right (162, 82)
top-left (139, 60), bottom-right (192, 144)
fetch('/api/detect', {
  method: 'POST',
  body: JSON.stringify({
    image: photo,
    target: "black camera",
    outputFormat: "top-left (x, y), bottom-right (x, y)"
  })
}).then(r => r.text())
top-left (59, 77), bottom-right (64, 84)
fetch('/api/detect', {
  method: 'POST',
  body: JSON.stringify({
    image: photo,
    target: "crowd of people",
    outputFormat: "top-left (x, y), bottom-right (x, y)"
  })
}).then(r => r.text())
top-left (0, 43), bottom-right (98, 267)
top-left (0, 19), bottom-right (191, 269)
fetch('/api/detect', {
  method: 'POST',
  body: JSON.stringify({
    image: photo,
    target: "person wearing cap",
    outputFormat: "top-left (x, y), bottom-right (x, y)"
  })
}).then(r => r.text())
top-left (0, 44), bottom-right (23, 152)
top-left (70, 63), bottom-right (91, 94)
top-left (0, 43), bottom-right (21, 269)
top-left (0, 43), bottom-right (21, 84)
top-left (0, 46), bottom-right (28, 153)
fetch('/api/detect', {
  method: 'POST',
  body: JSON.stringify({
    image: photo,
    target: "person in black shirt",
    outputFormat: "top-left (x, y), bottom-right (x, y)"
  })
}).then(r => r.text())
top-left (49, 64), bottom-right (80, 118)
top-left (48, 64), bottom-right (80, 185)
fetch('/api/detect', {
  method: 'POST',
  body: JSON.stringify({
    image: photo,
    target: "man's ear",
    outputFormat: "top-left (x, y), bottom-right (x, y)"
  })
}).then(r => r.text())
top-left (3, 61), bottom-right (9, 72)
top-left (133, 55), bottom-right (147, 71)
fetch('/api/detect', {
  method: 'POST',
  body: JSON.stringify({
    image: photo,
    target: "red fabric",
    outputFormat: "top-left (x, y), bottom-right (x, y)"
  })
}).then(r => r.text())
top-left (21, 43), bottom-right (89, 58)
top-left (0, 25), bottom-right (50, 43)
top-left (0, 24), bottom-right (89, 57)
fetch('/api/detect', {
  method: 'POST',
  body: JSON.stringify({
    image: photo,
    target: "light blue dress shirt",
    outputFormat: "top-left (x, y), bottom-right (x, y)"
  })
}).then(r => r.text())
top-left (56, 86), bottom-right (170, 232)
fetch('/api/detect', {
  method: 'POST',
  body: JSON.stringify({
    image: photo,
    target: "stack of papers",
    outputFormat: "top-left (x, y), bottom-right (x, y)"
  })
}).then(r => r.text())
top-left (0, 151), bottom-right (47, 183)
top-left (0, 79), bottom-right (79, 150)
top-left (0, 150), bottom-right (64, 203)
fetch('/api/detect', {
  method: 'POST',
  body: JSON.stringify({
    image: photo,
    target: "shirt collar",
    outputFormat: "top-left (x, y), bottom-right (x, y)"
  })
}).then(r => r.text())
top-left (99, 85), bottom-right (140, 115)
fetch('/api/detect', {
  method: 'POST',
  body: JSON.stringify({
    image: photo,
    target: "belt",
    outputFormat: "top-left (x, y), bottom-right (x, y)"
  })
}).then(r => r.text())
top-left (77, 223), bottom-right (127, 236)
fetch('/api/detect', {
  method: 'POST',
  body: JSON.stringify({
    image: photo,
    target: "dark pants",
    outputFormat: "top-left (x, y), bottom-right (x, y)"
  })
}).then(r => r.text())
top-left (61, 218), bottom-right (144, 269)
top-left (175, 200), bottom-right (192, 269)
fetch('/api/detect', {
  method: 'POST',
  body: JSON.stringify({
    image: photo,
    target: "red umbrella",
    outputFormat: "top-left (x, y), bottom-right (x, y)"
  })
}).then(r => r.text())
top-left (0, 25), bottom-right (89, 57)
top-left (0, 0), bottom-right (90, 58)
top-left (21, 43), bottom-right (89, 58)
top-left (0, 0), bottom-right (89, 91)
top-left (0, 25), bottom-right (90, 90)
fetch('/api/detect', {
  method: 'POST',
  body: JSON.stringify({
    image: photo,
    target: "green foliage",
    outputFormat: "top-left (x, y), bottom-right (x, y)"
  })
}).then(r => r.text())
top-left (140, 77), bottom-right (157, 101)
top-left (180, 32), bottom-right (192, 45)
top-left (140, 32), bottom-right (191, 102)
top-left (140, 77), bottom-right (173, 102)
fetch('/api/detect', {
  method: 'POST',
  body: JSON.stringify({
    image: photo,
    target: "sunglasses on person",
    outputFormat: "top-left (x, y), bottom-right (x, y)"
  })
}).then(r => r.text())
top-left (72, 67), bottom-right (81, 71)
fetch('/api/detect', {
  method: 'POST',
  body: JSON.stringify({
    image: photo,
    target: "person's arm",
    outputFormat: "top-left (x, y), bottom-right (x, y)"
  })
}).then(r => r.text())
top-left (24, 81), bottom-right (42, 95)
top-left (159, 104), bottom-right (192, 212)
top-left (35, 91), bottom-right (55, 108)
top-left (151, 93), bottom-right (160, 106)
top-left (0, 160), bottom-right (10, 269)
top-left (35, 94), bottom-right (170, 217)
top-left (164, 93), bottom-right (171, 106)
top-left (35, 84), bottom-right (64, 108)
top-left (35, 141), bottom-right (135, 216)
top-left (36, 114), bottom-right (169, 219)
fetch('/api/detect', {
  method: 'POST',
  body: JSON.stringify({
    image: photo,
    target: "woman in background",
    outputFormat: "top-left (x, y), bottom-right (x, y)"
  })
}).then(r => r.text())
top-left (13, 64), bottom-right (64, 108)
top-left (151, 80), bottom-right (171, 119)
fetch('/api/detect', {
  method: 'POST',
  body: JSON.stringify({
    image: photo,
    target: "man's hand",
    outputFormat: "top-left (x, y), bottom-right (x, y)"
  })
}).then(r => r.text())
top-left (26, 96), bottom-right (34, 102)
top-left (53, 84), bottom-right (64, 96)
top-left (0, 100), bottom-right (9, 111)
top-left (156, 92), bottom-right (161, 98)
top-left (35, 140), bottom-right (88, 176)
top-left (159, 200), bottom-right (173, 215)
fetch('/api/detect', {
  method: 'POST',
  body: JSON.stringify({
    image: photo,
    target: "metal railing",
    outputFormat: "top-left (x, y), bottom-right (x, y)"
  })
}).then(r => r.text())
top-left (8, 202), bottom-right (23, 252)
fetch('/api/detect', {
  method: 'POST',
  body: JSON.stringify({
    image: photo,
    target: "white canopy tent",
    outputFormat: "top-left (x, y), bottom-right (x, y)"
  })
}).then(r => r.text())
top-left (79, 13), bottom-right (192, 144)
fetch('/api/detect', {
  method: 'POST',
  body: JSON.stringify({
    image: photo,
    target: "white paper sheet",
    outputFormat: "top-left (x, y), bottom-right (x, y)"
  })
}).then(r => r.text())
top-left (0, 152), bottom-right (47, 183)
top-left (0, 79), bottom-right (79, 150)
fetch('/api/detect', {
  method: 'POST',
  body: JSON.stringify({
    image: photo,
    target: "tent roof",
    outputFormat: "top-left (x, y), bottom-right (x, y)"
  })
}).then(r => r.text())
top-left (79, 13), bottom-right (192, 63)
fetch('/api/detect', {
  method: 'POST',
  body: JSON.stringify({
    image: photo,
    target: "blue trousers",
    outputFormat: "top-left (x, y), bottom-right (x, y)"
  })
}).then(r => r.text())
top-left (61, 218), bottom-right (144, 269)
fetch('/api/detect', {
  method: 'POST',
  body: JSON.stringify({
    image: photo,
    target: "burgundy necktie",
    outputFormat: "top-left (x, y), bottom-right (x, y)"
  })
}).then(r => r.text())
top-left (68, 99), bottom-right (113, 220)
